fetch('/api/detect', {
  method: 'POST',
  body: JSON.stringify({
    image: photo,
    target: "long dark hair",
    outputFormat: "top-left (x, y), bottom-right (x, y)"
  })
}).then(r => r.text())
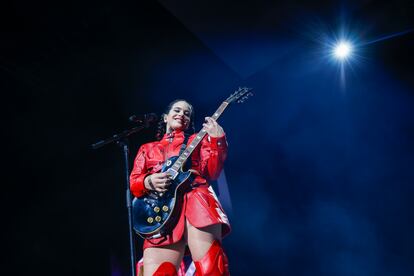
top-left (156, 99), bottom-right (196, 140)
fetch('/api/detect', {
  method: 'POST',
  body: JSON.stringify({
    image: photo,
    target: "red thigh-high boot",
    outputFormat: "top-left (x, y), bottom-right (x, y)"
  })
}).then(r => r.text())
top-left (194, 240), bottom-right (230, 276)
top-left (153, 262), bottom-right (178, 276)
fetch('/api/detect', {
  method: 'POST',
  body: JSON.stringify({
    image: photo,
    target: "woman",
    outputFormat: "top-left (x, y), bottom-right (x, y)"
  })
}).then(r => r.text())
top-left (130, 99), bottom-right (231, 276)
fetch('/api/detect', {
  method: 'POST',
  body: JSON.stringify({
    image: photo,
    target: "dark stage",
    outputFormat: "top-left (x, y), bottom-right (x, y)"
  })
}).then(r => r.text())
top-left (3, 1), bottom-right (414, 275)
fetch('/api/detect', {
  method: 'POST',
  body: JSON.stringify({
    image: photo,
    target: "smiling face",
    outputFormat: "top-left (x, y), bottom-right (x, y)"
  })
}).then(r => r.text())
top-left (164, 100), bottom-right (192, 133)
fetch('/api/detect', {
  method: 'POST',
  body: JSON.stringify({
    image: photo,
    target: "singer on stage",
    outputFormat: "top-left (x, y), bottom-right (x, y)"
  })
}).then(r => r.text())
top-left (130, 99), bottom-right (231, 276)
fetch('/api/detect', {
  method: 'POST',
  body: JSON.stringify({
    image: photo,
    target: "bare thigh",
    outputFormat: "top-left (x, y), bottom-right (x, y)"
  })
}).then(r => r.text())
top-left (143, 239), bottom-right (186, 276)
top-left (186, 219), bottom-right (222, 261)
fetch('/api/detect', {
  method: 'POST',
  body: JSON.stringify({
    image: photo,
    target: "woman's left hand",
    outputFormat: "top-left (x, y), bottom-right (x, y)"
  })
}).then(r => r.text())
top-left (203, 117), bottom-right (224, 137)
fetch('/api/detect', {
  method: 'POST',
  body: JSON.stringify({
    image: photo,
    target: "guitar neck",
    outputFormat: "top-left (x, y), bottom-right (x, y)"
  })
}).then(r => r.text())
top-left (170, 101), bottom-right (229, 172)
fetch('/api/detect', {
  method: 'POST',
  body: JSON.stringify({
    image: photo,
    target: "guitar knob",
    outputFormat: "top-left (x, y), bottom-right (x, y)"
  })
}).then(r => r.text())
top-left (155, 216), bottom-right (162, 222)
top-left (153, 206), bottom-right (160, 213)
top-left (147, 217), bottom-right (154, 224)
top-left (162, 205), bottom-right (169, 212)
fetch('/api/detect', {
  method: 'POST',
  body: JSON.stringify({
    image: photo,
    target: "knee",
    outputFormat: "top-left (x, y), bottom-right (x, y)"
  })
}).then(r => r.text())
top-left (194, 240), bottom-right (229, 276)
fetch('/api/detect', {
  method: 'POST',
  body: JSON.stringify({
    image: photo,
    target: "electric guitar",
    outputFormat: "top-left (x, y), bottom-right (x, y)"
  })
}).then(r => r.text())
top-left (132, 87), bottom-right (253, 239)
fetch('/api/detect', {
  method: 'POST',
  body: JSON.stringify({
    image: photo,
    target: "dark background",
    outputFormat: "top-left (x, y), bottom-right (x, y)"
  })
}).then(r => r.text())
top-left (2, 0), bottom-right (414, 275)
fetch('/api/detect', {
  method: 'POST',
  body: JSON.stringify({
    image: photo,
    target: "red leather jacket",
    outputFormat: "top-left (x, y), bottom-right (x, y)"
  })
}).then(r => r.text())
top-left (130, 130), bottom-right (228, 198)
top-left (130, 130), bottom-right (231, 248)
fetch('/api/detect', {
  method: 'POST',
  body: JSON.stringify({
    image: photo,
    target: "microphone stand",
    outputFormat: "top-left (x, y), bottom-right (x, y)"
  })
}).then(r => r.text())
top-left (92, 123), bottom-right (151, 276)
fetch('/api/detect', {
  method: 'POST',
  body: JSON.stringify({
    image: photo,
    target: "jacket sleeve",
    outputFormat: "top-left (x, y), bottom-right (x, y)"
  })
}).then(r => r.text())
top-left (130, 145), bottom-right (150, 197)
top-left (199, 134), bottom-right (228, 181)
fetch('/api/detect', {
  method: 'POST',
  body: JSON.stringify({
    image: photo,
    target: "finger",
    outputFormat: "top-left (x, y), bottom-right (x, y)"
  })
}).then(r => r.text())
top-left (154, 174), bottom-right (168, 181)
top-left (156, 186), bottom-right (167, 192)
top-left (156, 176), bottom-right (168, 182)
top-left (206, 117), bottom-right (217, 124)
top-left (204, 117), bottom-right (213, 125)
top-left (157, 180), bottom-right (169, 186)
top-left (155, 179), bottom-right (170, 186)
top-left (152, 177), bottom-right (162, 184)
top-left (204, 119), bottom-right (215, 126)
top-left (152, 178), bottom-right (162, 184)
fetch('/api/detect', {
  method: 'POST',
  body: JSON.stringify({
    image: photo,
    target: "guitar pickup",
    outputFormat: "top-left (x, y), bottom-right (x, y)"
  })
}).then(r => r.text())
top-left (166, 168), bottom-right (178, 179)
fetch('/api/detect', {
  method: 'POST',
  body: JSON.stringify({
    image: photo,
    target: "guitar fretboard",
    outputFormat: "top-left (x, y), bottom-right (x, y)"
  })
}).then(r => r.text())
top-left (170, 101), bottom-right (229, 172)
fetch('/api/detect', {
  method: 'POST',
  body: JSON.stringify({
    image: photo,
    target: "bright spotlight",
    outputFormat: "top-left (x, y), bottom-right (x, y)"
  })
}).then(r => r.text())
top-left (333, 41), bottom-right (352, 60)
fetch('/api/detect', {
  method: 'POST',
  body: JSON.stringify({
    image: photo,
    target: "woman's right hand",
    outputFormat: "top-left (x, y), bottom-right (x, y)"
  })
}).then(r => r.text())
top-left (144, 172), bottom-right (171, 193)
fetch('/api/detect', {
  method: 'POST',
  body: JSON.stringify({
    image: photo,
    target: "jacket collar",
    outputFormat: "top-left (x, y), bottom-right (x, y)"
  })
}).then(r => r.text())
top-left (161, 130), bottom-right (185, 142)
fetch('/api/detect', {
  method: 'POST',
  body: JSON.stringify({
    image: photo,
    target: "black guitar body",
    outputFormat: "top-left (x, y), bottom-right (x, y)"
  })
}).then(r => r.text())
top-left (132, 156), bottom-right (195, 238)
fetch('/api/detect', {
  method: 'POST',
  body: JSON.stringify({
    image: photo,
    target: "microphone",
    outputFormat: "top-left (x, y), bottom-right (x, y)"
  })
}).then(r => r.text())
top-left (129, 113), bottom-right (158, 124)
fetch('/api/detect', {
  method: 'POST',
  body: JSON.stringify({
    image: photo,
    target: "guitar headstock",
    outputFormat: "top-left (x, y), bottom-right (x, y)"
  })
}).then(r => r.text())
top-left (225, 87), bottom-right (253, 104)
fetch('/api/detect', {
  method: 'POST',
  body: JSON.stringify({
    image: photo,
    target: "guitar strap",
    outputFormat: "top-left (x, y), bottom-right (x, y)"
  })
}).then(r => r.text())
top-left (179, 134), bottom-right (190, 156)
top-left (178, 134), bottom-right (190, 169)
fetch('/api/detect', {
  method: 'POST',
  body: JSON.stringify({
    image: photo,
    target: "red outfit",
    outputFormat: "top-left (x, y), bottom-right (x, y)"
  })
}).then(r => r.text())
top-left (194, 240), bottom-right (229, 276)
top-left (153, 262), bottom-right (178, 276)
top-left (130, 130), bottom-right (231, 249)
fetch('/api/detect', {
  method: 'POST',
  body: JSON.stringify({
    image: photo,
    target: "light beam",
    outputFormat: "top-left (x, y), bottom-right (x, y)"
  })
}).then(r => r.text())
top-left (333, 41), bottom-right (352, 60)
